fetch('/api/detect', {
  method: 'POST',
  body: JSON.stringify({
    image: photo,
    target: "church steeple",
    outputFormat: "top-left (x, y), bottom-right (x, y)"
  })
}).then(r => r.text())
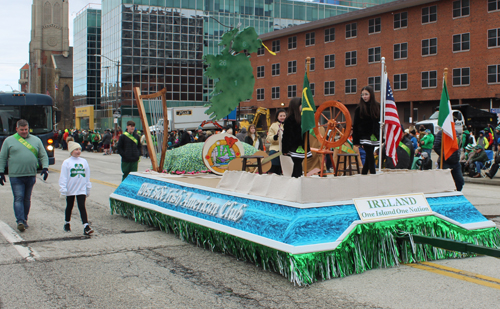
top-left (29, 0), bottom-right (69, 93)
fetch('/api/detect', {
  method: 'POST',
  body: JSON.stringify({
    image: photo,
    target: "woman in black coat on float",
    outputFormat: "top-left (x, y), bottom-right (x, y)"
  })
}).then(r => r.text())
top-left (352, 86), bottom-right (380, 175)
top-left (281, 97), bottom-right (312, 178)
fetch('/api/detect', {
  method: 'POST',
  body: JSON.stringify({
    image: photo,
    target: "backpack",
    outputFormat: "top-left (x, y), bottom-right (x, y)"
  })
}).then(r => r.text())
top-left (93, 134), bottom-right (99, 142)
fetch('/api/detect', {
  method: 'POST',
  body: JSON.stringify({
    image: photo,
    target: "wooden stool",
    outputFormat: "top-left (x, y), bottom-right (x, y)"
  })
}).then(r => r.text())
top-left (241, 155), bottom-right (264, 174)
top-left (335, 153), bottom-right (360, 176)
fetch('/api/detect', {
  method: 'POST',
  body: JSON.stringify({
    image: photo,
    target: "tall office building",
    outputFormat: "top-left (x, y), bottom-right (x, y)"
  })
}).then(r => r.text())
top-left (97, 0), bottom-right (397, 126)
top-left (73, 8), bottom-right (102, 111)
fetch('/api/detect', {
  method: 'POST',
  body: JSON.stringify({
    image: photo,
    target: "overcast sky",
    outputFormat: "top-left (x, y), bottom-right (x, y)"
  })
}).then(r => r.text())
top-left (0, 0), bottom-right (101, 92)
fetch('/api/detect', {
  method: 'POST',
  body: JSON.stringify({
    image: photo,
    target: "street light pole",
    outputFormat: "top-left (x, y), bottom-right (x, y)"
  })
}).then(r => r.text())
top-left (93, 54), bottom-right (120, 137)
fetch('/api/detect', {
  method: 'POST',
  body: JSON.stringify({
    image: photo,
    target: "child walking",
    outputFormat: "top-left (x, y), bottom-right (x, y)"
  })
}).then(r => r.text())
top-left (59, 141), bottom-right (93, 235)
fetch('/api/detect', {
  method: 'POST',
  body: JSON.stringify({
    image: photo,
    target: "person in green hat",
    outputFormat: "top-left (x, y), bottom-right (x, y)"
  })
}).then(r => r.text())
top-left (469, 145), bottom-right (488, 178)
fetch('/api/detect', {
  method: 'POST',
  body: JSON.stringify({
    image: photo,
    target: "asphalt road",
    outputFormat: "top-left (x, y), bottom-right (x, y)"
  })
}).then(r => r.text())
top-left (1, 149), bottom-right (500, 308)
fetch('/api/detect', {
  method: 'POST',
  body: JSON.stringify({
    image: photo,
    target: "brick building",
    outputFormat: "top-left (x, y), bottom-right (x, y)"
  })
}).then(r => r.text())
top-left (245, 0), bottom-right (500, 129)
top-left (19, 64), bottom-right (29, 93)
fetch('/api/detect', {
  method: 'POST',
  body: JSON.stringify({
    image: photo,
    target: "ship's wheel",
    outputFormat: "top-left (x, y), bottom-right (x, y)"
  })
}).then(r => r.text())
top-left (313, 100), bottom-right (352, 149)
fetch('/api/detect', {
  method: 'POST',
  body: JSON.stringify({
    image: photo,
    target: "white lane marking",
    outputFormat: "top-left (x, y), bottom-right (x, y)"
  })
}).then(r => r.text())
top-left (0, 220), bottom-right (40, 261)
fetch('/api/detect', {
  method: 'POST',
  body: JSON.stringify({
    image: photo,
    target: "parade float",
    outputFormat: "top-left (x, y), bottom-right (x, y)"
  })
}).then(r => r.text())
top-left (110, 27), bottom-right (500, 285)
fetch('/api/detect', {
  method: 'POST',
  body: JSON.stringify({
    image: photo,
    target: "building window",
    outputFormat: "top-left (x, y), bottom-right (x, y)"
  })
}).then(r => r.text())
top-left (305, 57), bottom-right (315, 71)
top-left (394, 43), bottom-right (408, 59)
top-left (452, 68), bottom-right (470, 86)
top-left (288, 85), bottom-right (297, 98)
top-left (345, 79), bottom-right (357, 94)
top-left (394, 74), bottom-right (408, 90)
top-left (394, 12), bottom-right (408, 29)
top-left (257, 46), bottom-right (264, 56)
top-left (306, 32), bottom-right (315, 46)
top-left (288, 60), bottom-right (297, 74)
top-left (453, 0), bottom-right (470, 18)
top-left (272, 86), bottom-right (280, 99)
top-left (422, 71), bottom-right (438, 88)
top-left (488, 28), bottom-right (500, 48)
top-left (488, 65), bottom-right (500, 83)
top-left (272, 40), bottom-right (280, 52)
top-left (346, 23), bottom-right (357, 39)
top-left (368, 76), bottom-right (381, 92)
top-left (288, 36), bottom-right (297, 49)
top-left (488, 0), bottom-right (500, 12)
top-left (422, 5), bottom-right (437, 24)
top-left (257, 66), bottom-right (265, 78)
top-left (272, 63), bottom-right (280, 76)
top-left (325, 27), bottom-right (335, 42)
top-left (257, 88), bottom-right (264, 100)
top-left (422, 38), bottom-right (437, 56)
top-left (324, 81), bottom-right (335, 95)
top-left (324, 54), bottom-right (335, 69)
top-left (453, 33), bottom-right (470, 52)
top-left (368, 47), bottom-right (381, 63)
top-left (345, 51), bottom-right (357, 66)
top-left (369, 17), bottom-right (381, 34)
top-left (310, 83), bottom-right (315, 96)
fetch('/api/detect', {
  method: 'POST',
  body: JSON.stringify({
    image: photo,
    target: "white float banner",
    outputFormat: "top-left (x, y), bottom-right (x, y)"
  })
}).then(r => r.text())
top-left (353, 193), bottom-right (432, 222)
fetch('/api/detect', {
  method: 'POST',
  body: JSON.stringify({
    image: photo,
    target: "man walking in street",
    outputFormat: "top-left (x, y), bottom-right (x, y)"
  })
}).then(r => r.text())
top-left (117, 121), bottom-right (141, 181)
top-left (0, 119), bottom-right (49, 232)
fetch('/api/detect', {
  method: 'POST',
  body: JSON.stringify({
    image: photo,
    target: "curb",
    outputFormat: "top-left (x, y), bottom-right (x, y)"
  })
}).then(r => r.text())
top-left (463, 175), bottom-right (500, 186)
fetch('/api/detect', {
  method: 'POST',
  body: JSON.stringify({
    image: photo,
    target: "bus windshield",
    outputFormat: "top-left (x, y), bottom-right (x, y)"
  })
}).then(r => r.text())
top-left (0, 105), bottom-right (53, 136)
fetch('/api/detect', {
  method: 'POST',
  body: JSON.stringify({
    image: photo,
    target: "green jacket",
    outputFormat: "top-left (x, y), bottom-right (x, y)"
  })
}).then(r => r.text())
top-left (0, 133), bottom-right (49, 177)
top-left (420, 134), bottom-right (434, 149)
top-left (470, 150), bottom-right (488, 164)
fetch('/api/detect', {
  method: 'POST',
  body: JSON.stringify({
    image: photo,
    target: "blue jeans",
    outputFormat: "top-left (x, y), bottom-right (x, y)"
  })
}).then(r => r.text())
top-left (475, 161), bottom-right (484, 174)
top-left (10, 176), bottom-right (36, 224)
top-left (422, 148), bottom-right (432, 157)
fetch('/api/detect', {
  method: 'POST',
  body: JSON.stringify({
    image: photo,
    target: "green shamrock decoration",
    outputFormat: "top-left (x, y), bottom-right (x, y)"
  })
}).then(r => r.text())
top-left (204, 27), bottom-right (262, 120)
top-left (70, 164), bottom-right (86, 178)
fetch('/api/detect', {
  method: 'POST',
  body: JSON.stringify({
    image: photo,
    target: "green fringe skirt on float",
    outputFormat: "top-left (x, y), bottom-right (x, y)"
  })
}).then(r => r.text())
top-left (109, 172), bottom-right (500, 286)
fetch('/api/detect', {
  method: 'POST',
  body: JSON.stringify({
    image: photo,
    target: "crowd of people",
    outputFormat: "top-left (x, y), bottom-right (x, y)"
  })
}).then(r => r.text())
top-left (53, 128), bottom-right (120, 155)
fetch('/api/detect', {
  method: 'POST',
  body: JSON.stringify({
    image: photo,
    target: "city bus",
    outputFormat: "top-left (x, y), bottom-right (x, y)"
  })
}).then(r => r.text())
top-left (0, 93), bottom-right (56, 169)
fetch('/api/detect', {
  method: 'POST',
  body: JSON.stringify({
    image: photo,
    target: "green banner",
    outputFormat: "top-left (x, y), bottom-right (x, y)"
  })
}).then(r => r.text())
top-left (301, 72), bottom-right (316, 135)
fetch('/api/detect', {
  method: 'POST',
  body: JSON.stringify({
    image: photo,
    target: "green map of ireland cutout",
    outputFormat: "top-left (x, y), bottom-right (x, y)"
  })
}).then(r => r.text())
top-left (203, 27), bottom-right (262, 120)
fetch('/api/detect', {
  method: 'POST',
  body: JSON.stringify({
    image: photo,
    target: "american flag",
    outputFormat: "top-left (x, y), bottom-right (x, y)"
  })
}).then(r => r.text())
top-left (55, 84), bottom-right (58, 90)
top-left (384, 78), bottom-right (402, 166)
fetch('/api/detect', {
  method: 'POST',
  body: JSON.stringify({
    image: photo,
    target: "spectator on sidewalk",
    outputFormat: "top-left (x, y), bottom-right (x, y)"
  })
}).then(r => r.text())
top-left (140, 132), bottom-right (149, 158)
top-left (470, 145), bottom-right (489, 178)
top-left (101, 129), bottom-right (112, 155)
top-left (420, 129), bottom-right (434, 158)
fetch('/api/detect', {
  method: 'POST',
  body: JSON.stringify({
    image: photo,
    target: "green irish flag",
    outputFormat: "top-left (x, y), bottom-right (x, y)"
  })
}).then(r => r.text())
top-left (301, 72), bottom-right (316, 135)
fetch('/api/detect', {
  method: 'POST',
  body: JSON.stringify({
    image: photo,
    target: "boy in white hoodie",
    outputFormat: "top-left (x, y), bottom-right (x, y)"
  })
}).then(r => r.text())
top-left (59, 141), bottom-right (93, 235)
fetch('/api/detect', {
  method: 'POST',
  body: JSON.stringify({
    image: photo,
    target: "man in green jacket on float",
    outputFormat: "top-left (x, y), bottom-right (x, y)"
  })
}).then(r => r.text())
top-left (0, 119), bottom-right (49, 232)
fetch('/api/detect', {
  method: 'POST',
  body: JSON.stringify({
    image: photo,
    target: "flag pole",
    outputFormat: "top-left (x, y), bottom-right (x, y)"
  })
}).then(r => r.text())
top-left (304, 57), bottom-right (310, 177)
top-left (378, 57), bottom-right (386, 172)
top-left (440, 68), bottom-right (448, 169)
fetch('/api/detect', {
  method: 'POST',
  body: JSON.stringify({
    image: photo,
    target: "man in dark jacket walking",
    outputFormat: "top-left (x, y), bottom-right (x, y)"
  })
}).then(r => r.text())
top-left (117, 121), bottom-right (141, 181)
top-left (433, 130), bottom-right (464, 191)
